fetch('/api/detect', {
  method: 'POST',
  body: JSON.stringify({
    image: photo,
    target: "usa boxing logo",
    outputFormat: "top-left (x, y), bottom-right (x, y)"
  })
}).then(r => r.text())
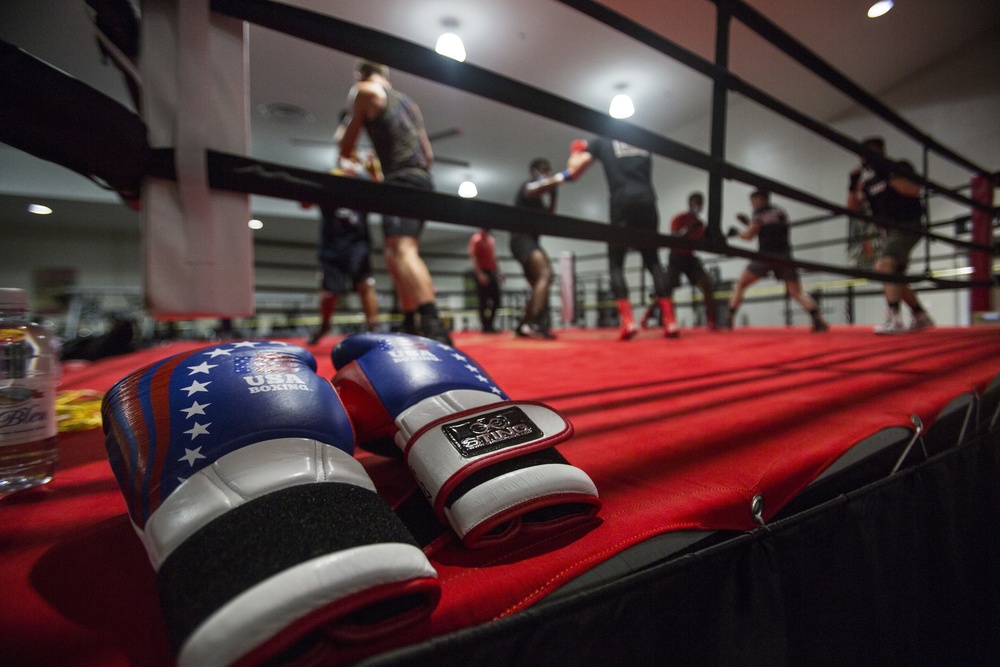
top-left (441, 406), bottom-right (542, 458)
top-left (386, 337), bottom-right (440, 364)
top-left (235, 351), bottom-right (311, 394)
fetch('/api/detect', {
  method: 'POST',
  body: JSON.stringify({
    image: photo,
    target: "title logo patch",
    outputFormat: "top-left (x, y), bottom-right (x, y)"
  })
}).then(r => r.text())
top-left (442, 406), bottom-right (542, 458)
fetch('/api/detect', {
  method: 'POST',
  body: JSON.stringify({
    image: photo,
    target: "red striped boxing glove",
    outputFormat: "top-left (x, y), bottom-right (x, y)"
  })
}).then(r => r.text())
top-left (555, 138), bottom-right (590, 181)
top-left (101, 341), bottom-right (439, 667)
top-left (331, 333), bottom-right (601, 549)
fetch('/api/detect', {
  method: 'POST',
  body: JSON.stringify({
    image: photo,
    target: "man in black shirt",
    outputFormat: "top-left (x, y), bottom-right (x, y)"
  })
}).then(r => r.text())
top-left (510, 158), bottom-right (561, 339)
top-left (566, 138), bottom-right (673, 340)
top-left (848, 137), bottom-right (934, 334)
top-left (727, 190), bottom-right (828, 332)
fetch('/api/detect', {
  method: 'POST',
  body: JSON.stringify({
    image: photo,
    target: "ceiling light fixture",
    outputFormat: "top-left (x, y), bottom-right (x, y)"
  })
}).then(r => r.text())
top-left (435, 33), bottom-right (466, 62)
top-left (867, 0), bottom-right (894, 18)
top-left (436, 17), bottom-right (466, 62)
top-left (28, 204), bottom-right (52, 215)
top-left (248, 219), bottom-right (263, 230)
top-left (458, 181), bottom-right (478, 198)
top-left (609, 93), bottom-right (635, 119)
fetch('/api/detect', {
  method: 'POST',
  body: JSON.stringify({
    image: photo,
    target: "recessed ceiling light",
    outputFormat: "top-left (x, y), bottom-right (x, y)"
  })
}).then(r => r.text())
top-left (609, 94), bottom-right (635, 119)
top-left (436, 32), bottom-right (466, 62)
top-left (867, 1), bottom-right (893, 18)
top-left (28, 204), bottom-right (52, 215)
top-left (256, 102), bottom-right (314, 124)
top-left (458, 181), bottom-right (478, 198)
top-left (436, 17), bottom-right (466, 62)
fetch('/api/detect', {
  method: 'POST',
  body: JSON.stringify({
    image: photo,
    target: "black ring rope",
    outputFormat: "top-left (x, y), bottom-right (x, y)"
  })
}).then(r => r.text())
top-left (702, 0), bottom-right (993, 179)
top-left (556, 0), bottom-right (992, 212)
top-left (207, 1), bottom-right (992, 233)
top-left (208, 0), bottom-right (994, 258)
top-left (2, 3), bottom-right (993, 293)
top-left (151, 147), bottom-right (987, 289)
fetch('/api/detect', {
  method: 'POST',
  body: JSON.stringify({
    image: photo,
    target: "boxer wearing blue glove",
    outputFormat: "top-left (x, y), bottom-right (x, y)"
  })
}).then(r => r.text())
top-left (102, 341), bottom-right (439, 667)
top-left (332, 333), bottom-right (601, 549)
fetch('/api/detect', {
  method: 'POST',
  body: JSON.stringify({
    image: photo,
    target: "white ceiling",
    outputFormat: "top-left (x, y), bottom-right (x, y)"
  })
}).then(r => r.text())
top-left (2, 0), bottom-right (998, 244)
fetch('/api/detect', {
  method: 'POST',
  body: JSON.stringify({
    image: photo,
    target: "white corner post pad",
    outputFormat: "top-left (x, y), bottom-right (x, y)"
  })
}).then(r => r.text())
top-left (140, 438), bottom-right (375, 570)
top-left (177, 542), bottom-right (437, 667)
top-left (140, 0), bottom-right (253, 318)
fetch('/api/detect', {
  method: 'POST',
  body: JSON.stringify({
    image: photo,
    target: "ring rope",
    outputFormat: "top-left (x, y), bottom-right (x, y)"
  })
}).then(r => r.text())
top-left (208, 0), bottom-right (995, 247)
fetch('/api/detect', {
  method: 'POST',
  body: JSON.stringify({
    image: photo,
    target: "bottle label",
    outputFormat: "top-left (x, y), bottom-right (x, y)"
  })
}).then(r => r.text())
top-left (0, 328), bottom-right (26, 344)
top-left (0, 376), bottom-right (57, 447)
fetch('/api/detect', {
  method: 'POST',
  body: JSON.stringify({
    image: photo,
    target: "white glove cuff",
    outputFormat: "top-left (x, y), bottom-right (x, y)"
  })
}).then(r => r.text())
top-left (177, 543), bottom-right (437, 667)
top-left (445, 463), bottom-right (600, 548)
top-left (142, 438), bottom-right (373, 569)
top-left (396, 393), bottom-right (573, 517)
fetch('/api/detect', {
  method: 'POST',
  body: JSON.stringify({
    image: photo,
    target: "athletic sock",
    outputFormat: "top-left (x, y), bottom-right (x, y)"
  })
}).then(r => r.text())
top-left (417, 302), bottom-right (453, 345)
top-left (402, 311), bottom-right (417, 334)
top-left (417, 302), bottom-right (440, 320)
top-left (319, 296), bottom-right (336, 322)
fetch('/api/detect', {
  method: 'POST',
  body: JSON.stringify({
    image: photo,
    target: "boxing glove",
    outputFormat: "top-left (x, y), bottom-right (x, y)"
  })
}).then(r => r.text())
top-left (102, 341), bottom-right (439, 667)
top-left (569, 138), bottom-right (588, 154)
top-left (848, 167), bottom-right (862, 192)
top-left (331, 333), bottom-right (601, 549)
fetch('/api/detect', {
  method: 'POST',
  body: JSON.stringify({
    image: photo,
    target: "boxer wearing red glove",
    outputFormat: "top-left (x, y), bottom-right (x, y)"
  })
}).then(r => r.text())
top-left (565, 137), bottom-right (672, 341)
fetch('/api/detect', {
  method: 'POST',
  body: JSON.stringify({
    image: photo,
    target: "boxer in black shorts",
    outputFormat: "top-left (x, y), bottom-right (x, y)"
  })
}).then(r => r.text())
top-left (565, 137), bottom-right (673, 340)
top-left (308, 204), bottom-right (379, 345)
top-left (510, 158), bottom-right (560, 339)
top-left (338, 60), bottom-right (451, 344)
top-left (848, 137), bottom-right (934, 334)
top-left (664, 192), bottom-right (717, 333)
top-left (728, 190), bottom-right (829, 332)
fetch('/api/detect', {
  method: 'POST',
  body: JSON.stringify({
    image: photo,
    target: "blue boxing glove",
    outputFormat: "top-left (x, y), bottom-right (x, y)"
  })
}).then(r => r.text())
top-left (102, 341), bottom-right (439, 667)
top-left (332, 333), bottom-right (601, 549)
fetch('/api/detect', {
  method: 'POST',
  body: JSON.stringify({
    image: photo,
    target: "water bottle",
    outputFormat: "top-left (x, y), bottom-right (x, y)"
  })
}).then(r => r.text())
top-left (0, 288), bottom-right (59, 493)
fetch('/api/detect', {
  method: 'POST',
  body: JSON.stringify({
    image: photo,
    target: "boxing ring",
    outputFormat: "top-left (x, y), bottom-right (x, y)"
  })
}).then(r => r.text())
top-left (2, 1), bottom-right (999, 665)
top-left (2, 328), bottom-right (1000, 666)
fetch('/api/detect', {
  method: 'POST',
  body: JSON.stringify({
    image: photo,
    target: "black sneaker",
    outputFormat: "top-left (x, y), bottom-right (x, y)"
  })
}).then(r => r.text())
top-left (421, 319), bottom-right (454, 346)
top-left (307, 324), bottom-right (329, 346)
top-left (516, 322), bottom-right (547, 339)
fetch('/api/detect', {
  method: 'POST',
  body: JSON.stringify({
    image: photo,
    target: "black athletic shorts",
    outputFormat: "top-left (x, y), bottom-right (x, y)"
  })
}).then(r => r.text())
top-left (510, 232), bottom-right (542, 267)
top-left (881, 226), bottom-right (922, 272)
top-left (666, 253), bottom-right (707, 288)
top-left (381, 170), bottom-right (432, 239)
top-left (747, 253), bottom-right (799, 282)
top-left (320, 241), bottom-right (373, 294)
